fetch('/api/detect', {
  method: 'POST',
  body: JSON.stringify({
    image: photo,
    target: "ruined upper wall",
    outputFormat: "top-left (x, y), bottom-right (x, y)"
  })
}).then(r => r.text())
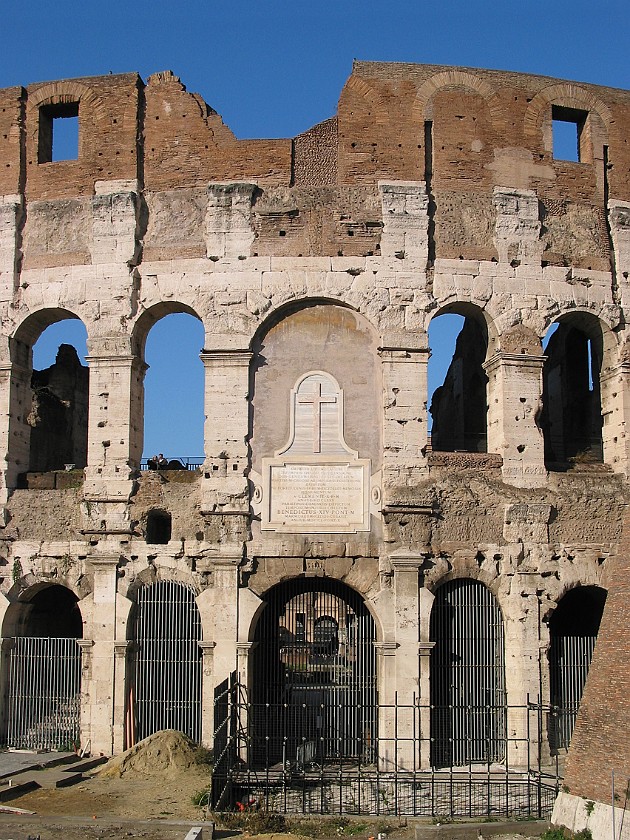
top-left (1, 62), bottom-right (630, 267)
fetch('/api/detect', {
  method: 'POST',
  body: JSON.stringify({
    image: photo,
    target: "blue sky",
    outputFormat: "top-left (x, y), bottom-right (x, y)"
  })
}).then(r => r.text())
top-left (5, 0), bottom-right (629, 458)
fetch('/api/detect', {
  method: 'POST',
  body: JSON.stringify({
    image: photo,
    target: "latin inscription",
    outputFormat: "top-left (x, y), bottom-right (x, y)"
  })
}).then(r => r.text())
top-left (264, 461), bottom-right (369, 532)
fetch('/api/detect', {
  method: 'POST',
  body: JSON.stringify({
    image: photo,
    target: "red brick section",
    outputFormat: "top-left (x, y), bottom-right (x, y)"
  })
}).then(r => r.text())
top-left (24, 73), bottom-right (142, 201)
top-left (0, 86), bottom-right (25, 195)
top-left (563, 508), bottom-right (630, 804)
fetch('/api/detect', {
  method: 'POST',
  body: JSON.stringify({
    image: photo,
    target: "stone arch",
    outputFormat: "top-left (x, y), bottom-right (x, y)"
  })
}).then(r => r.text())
top-left (1, 581), bottom-right (84, 750)
top-left (6, 308), bottom-right (89, 481)
top-left (249, 299), bottom-right (382, 498)
top-left (546, 584), bottom-right (607, 752)
top-left (131, 300), bottom-right (203, 358)
top-left (413, 70), bottom-right (501, 123)
top-left (541, 310), bottom-right (616, 467)
top-left (428, 302), bottom-right (497, 453)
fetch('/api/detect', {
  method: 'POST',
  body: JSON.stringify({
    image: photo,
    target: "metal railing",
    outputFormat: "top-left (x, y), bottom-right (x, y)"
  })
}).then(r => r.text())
top-left (140, 456), bottom-right (204, 471)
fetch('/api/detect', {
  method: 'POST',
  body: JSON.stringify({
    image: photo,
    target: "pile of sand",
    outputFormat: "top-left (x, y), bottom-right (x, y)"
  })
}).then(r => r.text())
top-left (98, 729), bottom-right (200, 779)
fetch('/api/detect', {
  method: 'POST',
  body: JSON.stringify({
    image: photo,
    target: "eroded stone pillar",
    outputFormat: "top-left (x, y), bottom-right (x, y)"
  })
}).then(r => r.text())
top-left (380, 342), bottom-right (429, 493)
top-left (200, 349), bottom-right (251, 514)
top-left (600, 361), bottom-right (630, 476)
top-left (84, 337), bottom-right (145, 507)
top-left (0, 356), bottom-right (31, 504)
top-left (205, 182), bottom-right (256, 259)
top-left (485, 351), bottom-right (546, 487)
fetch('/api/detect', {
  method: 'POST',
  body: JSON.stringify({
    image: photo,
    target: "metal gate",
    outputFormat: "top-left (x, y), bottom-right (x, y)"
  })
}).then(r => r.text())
top-left (250, 578), bottom-right (377, 769)
top-left (430, 579), bottom-right (506, 767)
top-left (131, 580), bottom-right (202, 743)
top-left (6, 636), bottom-right (81, 750)
top-left (549, 634), bottom-right (596, 751)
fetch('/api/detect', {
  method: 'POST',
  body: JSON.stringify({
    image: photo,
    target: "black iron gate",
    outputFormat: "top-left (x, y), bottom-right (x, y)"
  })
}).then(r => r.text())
top-left (430, 579), bottom-right (507, 767)
top-left (6, 636), bottom-right (81, 750)
top-left (130, 579), bottom-right (202, 744)
top-left (249, 578), bottom-right (377, 769)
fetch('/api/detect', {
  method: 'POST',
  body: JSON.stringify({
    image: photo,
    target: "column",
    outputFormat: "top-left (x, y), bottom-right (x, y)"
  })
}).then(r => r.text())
top-left (484, 351), bottom-right (546, 488)
top-left (380, 343), bottom-right (430, 494)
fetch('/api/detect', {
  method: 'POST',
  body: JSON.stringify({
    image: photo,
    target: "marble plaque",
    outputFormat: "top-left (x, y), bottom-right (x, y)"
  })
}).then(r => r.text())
top-left (262, 458), bottom-right (370, 533)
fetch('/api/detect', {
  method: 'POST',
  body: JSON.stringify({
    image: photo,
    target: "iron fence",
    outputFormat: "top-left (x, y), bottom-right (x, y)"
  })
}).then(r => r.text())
top-left (6, 636), bottom-right (81, 751)
top-left (140, 457), bottom-right (204, 471)
top-left (212, 687), bottom-right (561, 818)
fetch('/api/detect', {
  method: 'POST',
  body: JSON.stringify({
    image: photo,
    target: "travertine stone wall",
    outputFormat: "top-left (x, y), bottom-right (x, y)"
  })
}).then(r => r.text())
top-left (0, 62), bottom-right (627, 789)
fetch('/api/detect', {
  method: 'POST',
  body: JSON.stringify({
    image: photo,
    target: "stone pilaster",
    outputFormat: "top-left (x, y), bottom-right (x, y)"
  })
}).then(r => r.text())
top-left (90, 181), bottom-right (141, 266)
top-left (485, 351), bottom-right (546, 487)
top-left (205, 182), bottom-right (256, 259)
top-left (112, 640), bottom-right (131, 753)
top-left (379, 181), bottom-right (429, 262)
top-left (375, 641), bottom-right (398, 770)
top-left (77, 639), bottom-right (95, 751)
top-left (199, 640), bottom-right (216, 749)
top-left (84, 554), bottom-right (120, 755)
top-left (493, 188), bottom-right (543, 266)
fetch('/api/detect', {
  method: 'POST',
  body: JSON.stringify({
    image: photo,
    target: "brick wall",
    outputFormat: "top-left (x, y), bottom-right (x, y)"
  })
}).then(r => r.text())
top-left (563, 509), bottom-right (630, 803)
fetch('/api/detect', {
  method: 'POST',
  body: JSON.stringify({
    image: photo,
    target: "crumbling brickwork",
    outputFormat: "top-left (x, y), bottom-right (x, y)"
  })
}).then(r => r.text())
top-left (0, 63), bottom-right (628, 829)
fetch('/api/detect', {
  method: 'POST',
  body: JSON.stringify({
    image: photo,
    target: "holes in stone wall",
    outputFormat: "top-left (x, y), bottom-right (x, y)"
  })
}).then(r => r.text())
top-left (552, 105), bottom-right (587, 163)
top-left (38, 102), bottom-right (79, 163)
top-left (146, 510), bottom-right (172, 545)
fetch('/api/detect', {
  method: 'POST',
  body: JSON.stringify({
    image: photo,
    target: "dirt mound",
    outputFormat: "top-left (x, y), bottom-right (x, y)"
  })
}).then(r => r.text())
top-left (98, 729), bottom-right (200, 778)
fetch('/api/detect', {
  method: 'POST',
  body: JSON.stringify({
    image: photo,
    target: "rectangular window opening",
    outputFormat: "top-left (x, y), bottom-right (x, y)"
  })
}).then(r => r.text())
top-left (552, 105), bottom-right (587, 163)
top-left (38, 102), bottom-right (79, 163)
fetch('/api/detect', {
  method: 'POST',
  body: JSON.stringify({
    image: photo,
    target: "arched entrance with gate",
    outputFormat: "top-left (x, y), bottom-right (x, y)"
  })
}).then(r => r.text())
top-left (250, 577), bottom-right (377, 769)
top-left (548, 585), bottom-right (607, 752)
top-left (128, 579), bottom-right (202, 745)
top-left (2, 583), bottom-right (83, 750)
top-left (430, 579), bottom-right (506, 768)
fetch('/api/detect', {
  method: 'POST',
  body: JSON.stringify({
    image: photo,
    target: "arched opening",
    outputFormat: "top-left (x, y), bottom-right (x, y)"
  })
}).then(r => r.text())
top-left (541, 316), bottom-right (604, 468)
top-left (250, 577), bottom-right (376, 769)
top-left (145, 510), bottom-right (172, 545)
top-left (14, 314), bottom-right (89, 480)
top-left (548, 585), bottom-right (607, 752)
top-left (2, 584), bottom-right (83, 750)
top-left (430, 579), bottom-right (506, 767)
top-left (140, 311), bottom-right (205, 468)
top-left (428, 309), bottom-right (489, 452)
top-left (128, 580), bottom-right (202, 744)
